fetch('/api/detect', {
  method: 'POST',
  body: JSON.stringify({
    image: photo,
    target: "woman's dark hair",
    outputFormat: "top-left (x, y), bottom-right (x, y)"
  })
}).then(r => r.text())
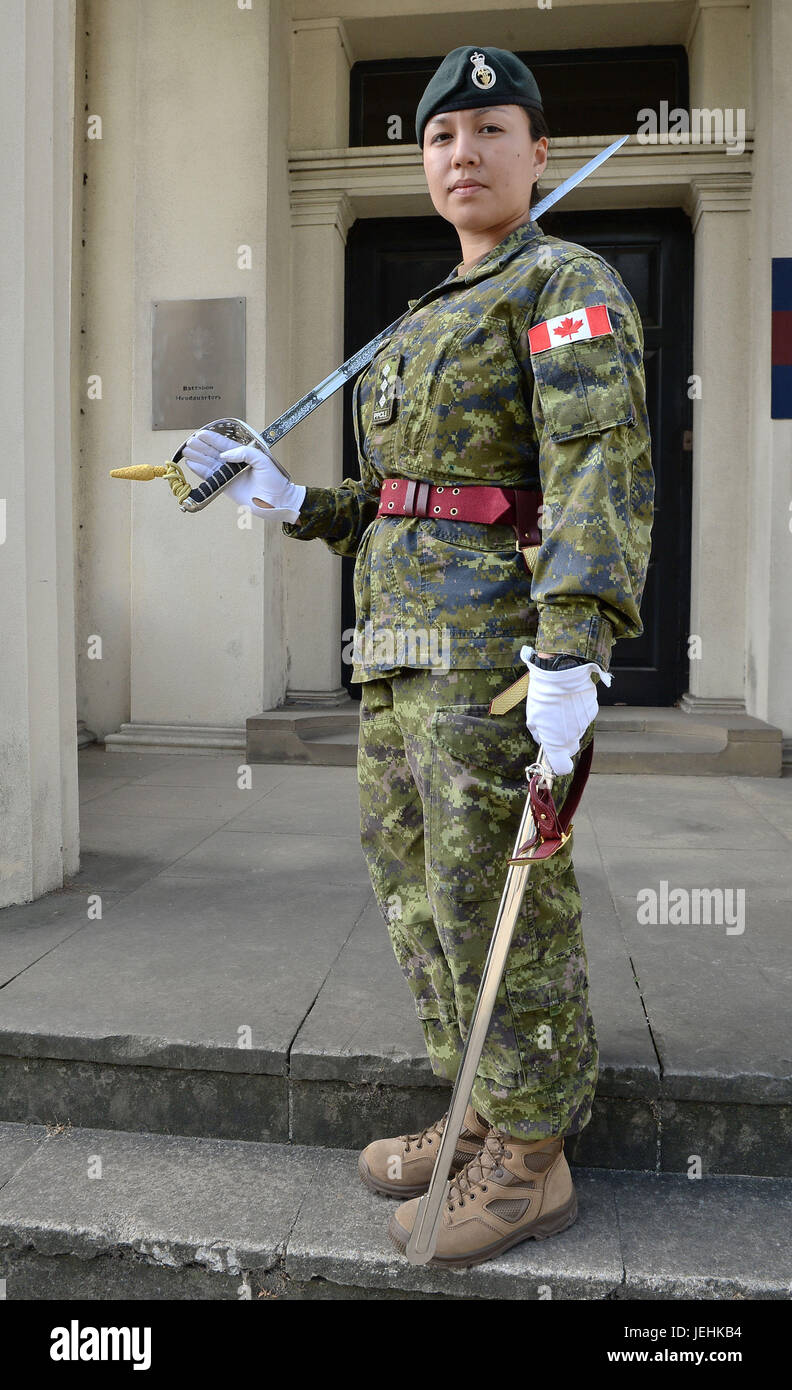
top-left (526, 106), bottom-right (550, 209)
top-left (525, 108), bottom-right (547, 208)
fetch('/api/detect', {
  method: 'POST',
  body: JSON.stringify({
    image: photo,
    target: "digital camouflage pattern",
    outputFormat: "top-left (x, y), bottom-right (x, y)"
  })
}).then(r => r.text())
top-left (282, 217), bottom-right (653, 1138)
top-left (283, 217), bottom-right (654, 681)
top-left (357, 662), bottom-right (599, 1139)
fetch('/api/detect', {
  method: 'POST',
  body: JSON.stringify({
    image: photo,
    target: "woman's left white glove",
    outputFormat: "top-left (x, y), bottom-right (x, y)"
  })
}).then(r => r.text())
top-left (181, 428), bottom-right (306, 522)
top-left (520, 644), bottom-right (614, 776)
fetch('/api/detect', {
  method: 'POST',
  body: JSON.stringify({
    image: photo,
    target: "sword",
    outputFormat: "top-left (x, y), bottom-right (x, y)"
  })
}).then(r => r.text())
top-left (405, 735), bottom-right (594, 1264)
top-left (109, 136), bottom-right (629, 511)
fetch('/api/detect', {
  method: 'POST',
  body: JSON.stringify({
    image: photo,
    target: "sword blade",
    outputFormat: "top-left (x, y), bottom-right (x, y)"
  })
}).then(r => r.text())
top-left (405, 747), bottom-right (556, 1265)
top-left (531, 133), bottom-right (628, 219)
top-left (176, 134), bottom-right (629, 513)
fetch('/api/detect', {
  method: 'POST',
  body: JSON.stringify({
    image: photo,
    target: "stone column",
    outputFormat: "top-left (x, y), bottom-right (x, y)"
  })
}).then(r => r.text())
top-left (744, 0), bottom-right (792, 750)
top-left (680, 0), bottom-right (753, 712)
top-left (680, 175), bottom-right (751, 711)
top-left (281, 18), bottom-right (353, 703)
top-left (0, 0), bottom-right (80, 905)
top-left (283, 193), bottom-right (355, 703)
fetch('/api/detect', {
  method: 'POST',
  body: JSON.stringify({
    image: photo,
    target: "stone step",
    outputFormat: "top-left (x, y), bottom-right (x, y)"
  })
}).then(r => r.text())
top-left (2, 863), bottom-right (790, 1179)
top-left (1, 1014), bottom-right (789, 1179)
top-left (247, 705), bottom-right (783, 775)
top-left (106, 723), bottom-right (246, 754)
top-left (3, 751), bottom-right (788, 1186)
top-left (1, 1120), bottom-right (789, 1300)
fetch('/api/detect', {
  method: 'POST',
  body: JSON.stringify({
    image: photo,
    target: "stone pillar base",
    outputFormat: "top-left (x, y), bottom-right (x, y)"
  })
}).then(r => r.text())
top-left (284, 687), bottom-right (353, 707)
top-left (104, 723), bottom-right (246, 754)
top-left (678, 693), bottom-right (746, 715)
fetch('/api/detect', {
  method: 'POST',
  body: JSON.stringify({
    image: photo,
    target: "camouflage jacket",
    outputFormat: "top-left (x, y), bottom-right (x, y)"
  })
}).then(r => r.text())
top-left (282, 218), bottom-right (654, 684)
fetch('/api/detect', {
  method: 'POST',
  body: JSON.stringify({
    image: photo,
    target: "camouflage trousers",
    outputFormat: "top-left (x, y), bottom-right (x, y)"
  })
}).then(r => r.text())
top-left (356, 662), bottom-right (599, 1141)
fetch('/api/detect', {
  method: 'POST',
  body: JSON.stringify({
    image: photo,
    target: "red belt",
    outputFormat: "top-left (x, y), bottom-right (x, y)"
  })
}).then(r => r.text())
top-left (374, 476), bottom-right (593, 824)
top-left (376, 477), bottom-right (543, 557)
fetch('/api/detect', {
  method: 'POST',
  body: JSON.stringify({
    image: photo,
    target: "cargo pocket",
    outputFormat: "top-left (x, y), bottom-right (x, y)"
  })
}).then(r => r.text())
top-left (427, 697), bottom-right (589, 901)
top-left (502, 964), bottom-right (595, 1094)
top-left (474, 950), bottom-right (594, 1095)
top-left (427, 702), bottom-right (537, 903)
top-left (530, 329), bottom-right (635, 442)
top-left (397, 324), bottom-right (468, 457)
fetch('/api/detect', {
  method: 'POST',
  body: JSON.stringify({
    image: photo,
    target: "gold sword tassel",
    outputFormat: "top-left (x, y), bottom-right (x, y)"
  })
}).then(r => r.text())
top-left (109, 462), bottom-right (192, 505)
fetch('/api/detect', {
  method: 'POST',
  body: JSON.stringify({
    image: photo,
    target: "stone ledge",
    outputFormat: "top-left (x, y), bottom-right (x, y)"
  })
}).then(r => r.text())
top-left (0, 1123), bottom-right (788, 1301)
top-left (1, 1047), bottom-right (789, 1175)
top-left (247, 704), bottom-right (783, 775)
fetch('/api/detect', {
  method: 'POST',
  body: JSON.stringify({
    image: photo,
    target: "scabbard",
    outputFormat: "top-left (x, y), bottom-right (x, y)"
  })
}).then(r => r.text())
top-left (405, 745), bottom-right (559, 1265)
top-left (404, 733), bottom-right (597, 1264)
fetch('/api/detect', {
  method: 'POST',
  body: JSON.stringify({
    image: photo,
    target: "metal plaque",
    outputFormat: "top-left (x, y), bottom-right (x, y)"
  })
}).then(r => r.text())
top-left (152, 297), bottom-right (245, 430)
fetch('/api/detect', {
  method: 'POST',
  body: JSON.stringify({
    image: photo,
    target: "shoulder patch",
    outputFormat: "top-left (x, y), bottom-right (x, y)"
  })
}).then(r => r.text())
top-left (528, 314), bottom-right (635, 442)
top-left (528, 304), bottom-right (613, 355)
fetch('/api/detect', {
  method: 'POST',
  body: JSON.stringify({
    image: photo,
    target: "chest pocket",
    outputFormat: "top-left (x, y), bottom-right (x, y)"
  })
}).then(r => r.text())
top-left (398, 324), bottom-right (469, 456)
top-left (530, 327), bottom-right (635, 443)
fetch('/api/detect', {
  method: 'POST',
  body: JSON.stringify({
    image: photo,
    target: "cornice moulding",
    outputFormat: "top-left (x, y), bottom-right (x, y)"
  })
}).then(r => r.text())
top-left (289, 137), bottom-right (753, 224)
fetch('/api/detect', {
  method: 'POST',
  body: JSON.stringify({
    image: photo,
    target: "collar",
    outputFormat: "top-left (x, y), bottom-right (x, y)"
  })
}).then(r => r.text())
top-left (406, 218), bottom-right (543, 316)
top-left (457, 218), bottom-right (543, 284)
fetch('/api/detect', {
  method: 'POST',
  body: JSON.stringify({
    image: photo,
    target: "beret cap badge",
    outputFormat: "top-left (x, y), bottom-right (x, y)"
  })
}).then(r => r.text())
top-left (414, 46), bottom-right (543, 147)
top-left (470, 51), bottom-right (496, 89)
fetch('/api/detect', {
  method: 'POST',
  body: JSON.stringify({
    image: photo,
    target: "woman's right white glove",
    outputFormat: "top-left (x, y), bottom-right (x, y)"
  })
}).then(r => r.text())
top-left (181, 428), bottom-right (306, 522)
top-left (520, 644), bottom-right (614, 776)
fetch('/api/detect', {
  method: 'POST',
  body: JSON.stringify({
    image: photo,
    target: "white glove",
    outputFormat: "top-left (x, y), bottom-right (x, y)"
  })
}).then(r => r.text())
top-left (520, 644), bottom-right (614, 776)
top-left (181, 428), bottom-right (306, 522)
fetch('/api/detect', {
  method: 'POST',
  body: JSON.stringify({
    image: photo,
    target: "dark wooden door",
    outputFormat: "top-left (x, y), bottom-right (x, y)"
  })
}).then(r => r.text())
top-left (341, 209), bottom-right (693, 705)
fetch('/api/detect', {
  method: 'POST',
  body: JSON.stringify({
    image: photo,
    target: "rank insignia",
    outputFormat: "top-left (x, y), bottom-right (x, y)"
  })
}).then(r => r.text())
top-left (372, 350), bottom-right (402, 423)
top-left (528, 304), bottom-right (614, 354)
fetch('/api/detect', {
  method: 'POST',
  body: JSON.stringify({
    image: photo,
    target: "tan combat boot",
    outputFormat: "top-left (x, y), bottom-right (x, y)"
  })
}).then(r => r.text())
top-left (387, 1124), bottom-right (577, 1267)
top-left (358, 1105), bottom-right (489, 1198)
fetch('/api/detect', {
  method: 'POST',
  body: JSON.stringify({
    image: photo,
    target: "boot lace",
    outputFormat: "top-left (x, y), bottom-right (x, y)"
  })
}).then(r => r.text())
top-left (446, 1127), bottom-right (513, 1208)
top-left (402, 1112), bottom-right (447, 1154)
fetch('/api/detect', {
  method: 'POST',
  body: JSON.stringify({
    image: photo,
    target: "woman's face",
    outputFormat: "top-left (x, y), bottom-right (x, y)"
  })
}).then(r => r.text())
top-left (422, 104), bottom-right (548, 235)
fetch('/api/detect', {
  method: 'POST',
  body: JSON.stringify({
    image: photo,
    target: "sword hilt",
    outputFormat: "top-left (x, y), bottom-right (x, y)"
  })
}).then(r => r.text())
top-left (172, 417), bottom-right (292, 514)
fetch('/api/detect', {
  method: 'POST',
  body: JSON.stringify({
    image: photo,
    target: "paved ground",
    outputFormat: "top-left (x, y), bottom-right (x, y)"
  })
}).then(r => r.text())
top-left (2, 748), bottom-right (789, 1110)
top-left (1, 748), bottom-right (790, 1299)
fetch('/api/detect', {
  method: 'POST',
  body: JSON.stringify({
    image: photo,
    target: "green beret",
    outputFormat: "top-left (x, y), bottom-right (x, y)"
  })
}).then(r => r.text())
top-left (416, 46), bottom-right (543, 148)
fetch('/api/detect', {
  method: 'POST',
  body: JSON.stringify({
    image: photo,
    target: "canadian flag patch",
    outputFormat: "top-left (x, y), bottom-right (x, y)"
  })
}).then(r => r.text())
top-left (528, 304), bottom-right (613, 354)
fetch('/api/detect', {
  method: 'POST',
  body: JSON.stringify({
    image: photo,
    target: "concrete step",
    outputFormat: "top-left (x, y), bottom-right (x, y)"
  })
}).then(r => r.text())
top-left (1, 1120), bottom-right (789, 1300)
top-left (3, 752), bottom-right (789, 1184)
top-left (106, 723), bottom-right (247, 754)
top-left (1, 991), bottom-right (789, 1178)
top-left (247, 705), bottom-right (783, 775)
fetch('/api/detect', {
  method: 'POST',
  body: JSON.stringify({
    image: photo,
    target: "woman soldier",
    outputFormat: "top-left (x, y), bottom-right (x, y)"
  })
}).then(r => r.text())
top-left (183, 46), bottom-right (653, 1270)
